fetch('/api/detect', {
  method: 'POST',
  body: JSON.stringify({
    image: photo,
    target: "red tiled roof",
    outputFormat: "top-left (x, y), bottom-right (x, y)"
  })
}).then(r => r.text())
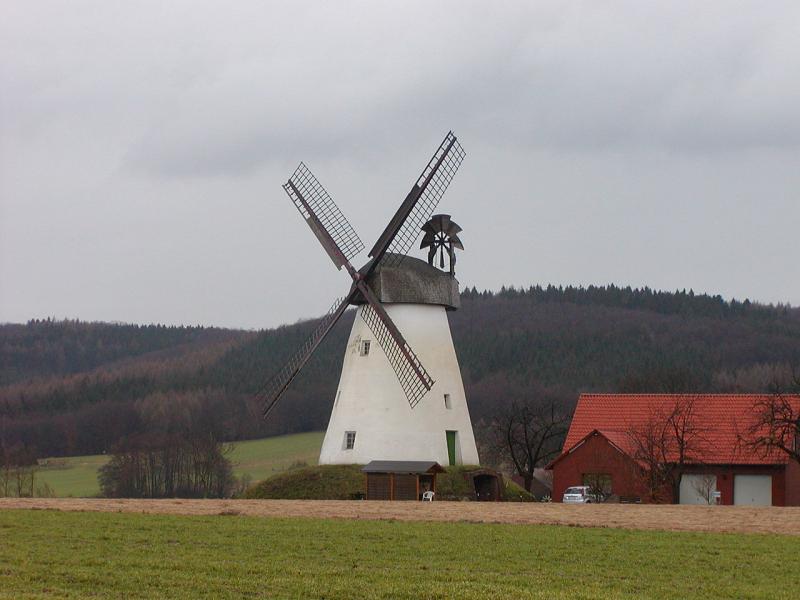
top-left (562, 394), bottom-right (799, 466)
top-left (595, 429), bottom-right (634, 455)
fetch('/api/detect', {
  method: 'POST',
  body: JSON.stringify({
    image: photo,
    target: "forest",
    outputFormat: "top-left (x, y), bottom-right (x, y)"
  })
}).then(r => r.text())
top-left (1, 284), bottom-right (799, 458)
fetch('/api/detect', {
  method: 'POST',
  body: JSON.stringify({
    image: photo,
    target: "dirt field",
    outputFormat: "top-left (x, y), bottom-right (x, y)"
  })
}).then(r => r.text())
top-left (2, 497), bottom-right (799, 535)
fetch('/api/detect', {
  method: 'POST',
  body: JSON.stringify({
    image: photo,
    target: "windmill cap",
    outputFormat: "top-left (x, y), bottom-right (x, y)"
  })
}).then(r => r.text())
top-left (353, 253), bottom-right (460, 310)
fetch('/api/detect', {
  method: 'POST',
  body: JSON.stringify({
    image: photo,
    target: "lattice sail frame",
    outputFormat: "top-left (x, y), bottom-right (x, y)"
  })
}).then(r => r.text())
top-left (358, 303), bottom-right (435, 408)
top-left (283, 162), bottom-right (365, 268)
top-left (381, 133), bottom-right (465, 267)
top-left (258, 295), bottom-right (350, 417)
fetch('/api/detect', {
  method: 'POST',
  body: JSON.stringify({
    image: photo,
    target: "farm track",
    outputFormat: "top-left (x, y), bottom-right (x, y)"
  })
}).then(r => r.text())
top-left (2, 498), bottom-right (799, 535)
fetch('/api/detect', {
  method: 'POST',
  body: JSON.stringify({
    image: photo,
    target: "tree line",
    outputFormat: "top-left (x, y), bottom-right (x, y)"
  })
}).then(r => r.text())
top-left (1, 285), bottom-right (799, 460)
top-left (0, 318), bottom-right (246, 385)
top-left (99, 433), bottom-right (234, 498)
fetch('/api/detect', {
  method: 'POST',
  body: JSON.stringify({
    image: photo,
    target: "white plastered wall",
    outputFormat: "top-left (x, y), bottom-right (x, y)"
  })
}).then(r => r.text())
top-left (319, 303), bottom-right (480, 466)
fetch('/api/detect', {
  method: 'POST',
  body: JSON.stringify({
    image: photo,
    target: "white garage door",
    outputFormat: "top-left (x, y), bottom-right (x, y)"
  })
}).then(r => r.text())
top-left (734, 475), bottom-right (772, 506)
top-left (679, 474), bottom-right (717, 505)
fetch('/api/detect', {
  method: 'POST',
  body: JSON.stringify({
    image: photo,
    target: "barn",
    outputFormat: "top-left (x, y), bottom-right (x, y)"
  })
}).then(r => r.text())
top-left (548, 394), bottom-right (800, 506)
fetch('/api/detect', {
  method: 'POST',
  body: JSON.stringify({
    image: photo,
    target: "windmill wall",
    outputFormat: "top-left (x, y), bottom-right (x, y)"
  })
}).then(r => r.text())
top-left (319, 303), bottom-right (480, 466)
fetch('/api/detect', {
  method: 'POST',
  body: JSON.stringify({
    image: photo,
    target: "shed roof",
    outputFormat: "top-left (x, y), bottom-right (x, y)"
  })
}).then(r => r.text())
top-left (559, 393), bottom-right (800, 466)
top-left (362, 460), bottom-right (445, 474)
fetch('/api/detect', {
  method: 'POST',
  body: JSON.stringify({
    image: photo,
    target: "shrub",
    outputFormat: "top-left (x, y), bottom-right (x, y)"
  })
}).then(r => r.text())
top-left (244, 465), bottom-right (363, 500)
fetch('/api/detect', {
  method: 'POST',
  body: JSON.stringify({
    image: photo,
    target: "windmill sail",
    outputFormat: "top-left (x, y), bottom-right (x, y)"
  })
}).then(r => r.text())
top-left (283, 162), bottom-right (364, 270)
top-left (368, 131), bottom-right (465, 269)
top-left (356, 282), bottom-right (435, 408)
top-left (259, 293), bottom-right (353, 417)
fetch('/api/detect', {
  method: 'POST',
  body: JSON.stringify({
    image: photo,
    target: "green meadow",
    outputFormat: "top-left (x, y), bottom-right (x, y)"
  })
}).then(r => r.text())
top-left (35, 431), bottom-right (325, 497)
top-left (1, 509), bottom-right (798, 599)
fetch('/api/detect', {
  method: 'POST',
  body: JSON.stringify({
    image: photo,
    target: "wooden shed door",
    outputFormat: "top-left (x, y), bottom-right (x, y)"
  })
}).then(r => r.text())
top-left (394, 474), bottom-right (418, 500)
top-left (367, 474), bottom-right (391, 500)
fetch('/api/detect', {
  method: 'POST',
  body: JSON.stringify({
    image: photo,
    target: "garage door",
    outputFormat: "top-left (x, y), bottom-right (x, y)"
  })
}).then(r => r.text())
top-left (733, 475), bottom-right (772, 506)
top-left (679, 474), bottom-right (717, 505)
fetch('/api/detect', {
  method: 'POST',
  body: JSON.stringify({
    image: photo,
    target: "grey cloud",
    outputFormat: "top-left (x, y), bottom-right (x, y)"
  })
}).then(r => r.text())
top-left (1, 1), bottom-right (798, 328)
top-left (113, 2), bottom-right (800, 178)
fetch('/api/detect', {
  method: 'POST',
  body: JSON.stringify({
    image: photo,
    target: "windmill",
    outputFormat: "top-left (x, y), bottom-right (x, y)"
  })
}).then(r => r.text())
top-left (261, 131), bottom-right (479, 466)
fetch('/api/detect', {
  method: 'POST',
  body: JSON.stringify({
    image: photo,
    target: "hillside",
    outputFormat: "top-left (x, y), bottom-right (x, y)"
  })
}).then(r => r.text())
top-left (2, 285), bottom-right (799, 458)
top-left (0, 319), bottom-right (248, 384)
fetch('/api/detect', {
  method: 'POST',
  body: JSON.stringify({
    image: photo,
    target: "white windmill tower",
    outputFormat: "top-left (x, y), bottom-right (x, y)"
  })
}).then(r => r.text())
top-left (260, 132), bottom-right (479, 467)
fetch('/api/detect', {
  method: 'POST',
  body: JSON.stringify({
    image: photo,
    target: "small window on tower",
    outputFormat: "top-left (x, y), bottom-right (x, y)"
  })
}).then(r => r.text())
top-left (444, 394), bottom-right (452, 409)
top-left (360, 340), bottom-right (371, 356)
top-left (345, 431), bottom-right (356, 450)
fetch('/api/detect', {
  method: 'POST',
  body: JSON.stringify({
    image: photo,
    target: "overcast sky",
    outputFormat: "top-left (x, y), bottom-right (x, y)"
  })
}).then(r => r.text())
top-left (1, 1), bottom-right (798, 329)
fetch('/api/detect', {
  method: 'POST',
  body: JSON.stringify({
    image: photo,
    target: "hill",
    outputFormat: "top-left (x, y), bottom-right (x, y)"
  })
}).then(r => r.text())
top-left (243, 463), bottom-right (534, 501)
top-left (0, 319), bottom-right (249, 384)
top-left (2, 285), bottom-right (799, 458)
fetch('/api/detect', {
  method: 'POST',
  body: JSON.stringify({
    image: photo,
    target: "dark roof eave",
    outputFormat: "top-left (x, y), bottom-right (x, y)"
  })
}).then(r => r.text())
top-left (362, 460), bottom-right (445, 474)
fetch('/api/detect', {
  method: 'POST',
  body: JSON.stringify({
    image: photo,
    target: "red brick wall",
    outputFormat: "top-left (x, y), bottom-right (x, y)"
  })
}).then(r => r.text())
top-left (551, 433), bottom-right (654, 502)
top-left (786, 459), bottom-right (800, 506)
top-left (773, 469), bottom-right (785, 506)
top-left (715, 469), bottom-right (733, 505)
top-left (551, 435), bottom-right (792, 505)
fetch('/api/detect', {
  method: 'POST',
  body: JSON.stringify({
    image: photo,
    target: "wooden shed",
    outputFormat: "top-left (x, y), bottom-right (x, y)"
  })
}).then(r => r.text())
top-left (362, 460), bottom-right (445, 500)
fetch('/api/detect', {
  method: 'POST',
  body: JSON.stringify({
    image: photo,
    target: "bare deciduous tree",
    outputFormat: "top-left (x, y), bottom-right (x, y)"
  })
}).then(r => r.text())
top-left (98, 432), bottom-right (235, 498)
top-left (626, 396), bottom-right (709, 503)
top-left (486, 399), bottom-right (570, 493)
top-left (582, 473), bottom-right (612, 502)
top-left (739, 374), bottom-right (800, 466)
top-left (626, 412), bottom-right (672, 502)
top-left (690, 473), bottom-right (717, 505)
top-left (0, 444), bottom-right (38, 498)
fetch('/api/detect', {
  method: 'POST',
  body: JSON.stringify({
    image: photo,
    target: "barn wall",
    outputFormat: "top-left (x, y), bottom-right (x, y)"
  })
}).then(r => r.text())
top-left (552, 436), bottom-right (791, 505)
top-left (785, 460), bottom-right (800, 506)
top-left (773, 468), bottom-right (786, 506)
top-left (681, 465), bottom-right (784, 506)
top-left (551, 433), bottom-right (648, 503)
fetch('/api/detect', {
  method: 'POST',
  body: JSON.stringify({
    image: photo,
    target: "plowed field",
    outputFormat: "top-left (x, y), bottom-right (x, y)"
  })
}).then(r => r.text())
top-left (2, 497), bottom-right (798, 535)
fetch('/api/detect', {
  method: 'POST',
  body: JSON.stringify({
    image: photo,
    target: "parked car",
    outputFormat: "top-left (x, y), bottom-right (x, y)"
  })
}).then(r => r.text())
top-left (562, 486), bottom-right (600, 503)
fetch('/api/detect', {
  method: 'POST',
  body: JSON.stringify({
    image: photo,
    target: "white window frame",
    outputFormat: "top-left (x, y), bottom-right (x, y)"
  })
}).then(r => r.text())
top-left (359, 340), bottom-right (371, 356)
top-left (344, 431), bottom-right (356, 450)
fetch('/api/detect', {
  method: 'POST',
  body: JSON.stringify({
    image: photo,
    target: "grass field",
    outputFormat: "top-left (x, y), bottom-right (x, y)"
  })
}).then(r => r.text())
top-left (1, 509), bottom-right (798, 599)
top-left (34, 432), bottom-right (325, 497)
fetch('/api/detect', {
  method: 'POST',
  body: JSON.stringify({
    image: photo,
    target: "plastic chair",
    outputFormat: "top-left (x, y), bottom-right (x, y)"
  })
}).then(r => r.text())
top-left (422, 491), bottom-right (435, 502)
